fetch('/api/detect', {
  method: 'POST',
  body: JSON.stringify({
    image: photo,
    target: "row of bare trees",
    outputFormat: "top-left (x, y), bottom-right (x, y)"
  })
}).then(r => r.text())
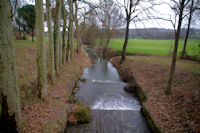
top-left (86, 0), bottom-right (199, 94)
top-left (0, 0), bottom-right (200, 132)
top-left (0, 0), bottom-right (93, 132)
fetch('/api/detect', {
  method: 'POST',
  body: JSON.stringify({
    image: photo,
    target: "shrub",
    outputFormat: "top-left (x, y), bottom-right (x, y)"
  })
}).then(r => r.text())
top-left (22, 36), bottom-right (27, 40)
top-left (74, 105), bottom-right (91, 124)
top-left (72, 90), bottom-right (76, 95)
top-left (74, 99), bottom-right (83, 105)
top-left (81, 78), bottom-right (87, 83)
top-left (74, 82), bottom-right (79, 89)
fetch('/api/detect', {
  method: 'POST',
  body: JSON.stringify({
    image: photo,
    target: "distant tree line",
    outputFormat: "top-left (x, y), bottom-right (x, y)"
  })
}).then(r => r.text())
top-left (114, 28), bottom-right (200, 40)
top-left (15, 4), bottom-right (36, 41)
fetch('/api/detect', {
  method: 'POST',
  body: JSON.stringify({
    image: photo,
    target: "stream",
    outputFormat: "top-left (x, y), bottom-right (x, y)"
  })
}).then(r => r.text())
top-left (66, 48), bottom-right (151, 133)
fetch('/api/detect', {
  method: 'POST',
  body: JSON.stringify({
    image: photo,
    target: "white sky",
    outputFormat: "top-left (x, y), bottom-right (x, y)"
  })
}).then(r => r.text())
top-left (26, 0), bottom-right (199, 30)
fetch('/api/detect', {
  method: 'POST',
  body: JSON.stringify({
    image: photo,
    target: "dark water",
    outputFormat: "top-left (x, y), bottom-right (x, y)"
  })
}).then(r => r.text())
top-left (67, 48), bottom-right (150, 133)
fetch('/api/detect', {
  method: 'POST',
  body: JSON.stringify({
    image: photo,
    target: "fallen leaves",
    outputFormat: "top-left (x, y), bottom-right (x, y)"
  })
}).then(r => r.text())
top-left (111, 56), bottom-right (200, 132)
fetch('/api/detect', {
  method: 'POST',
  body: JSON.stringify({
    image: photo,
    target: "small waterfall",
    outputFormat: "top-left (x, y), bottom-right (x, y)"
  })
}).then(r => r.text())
top-left (66, 48), bottom-right (151, 133)
top-left (92, 96), bottom-right (141, 110)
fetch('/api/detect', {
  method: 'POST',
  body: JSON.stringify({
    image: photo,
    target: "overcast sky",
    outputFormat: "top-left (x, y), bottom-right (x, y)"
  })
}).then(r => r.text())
top-left (26, 0), bottom-right (199, 29)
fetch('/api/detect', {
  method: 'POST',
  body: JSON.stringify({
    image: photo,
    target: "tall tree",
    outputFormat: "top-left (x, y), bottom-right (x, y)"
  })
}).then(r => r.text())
top-left (46, 0), bottom-right (55, 83)
top-left (166, 0), bottom-right (187, 95)
top-left (62, 0), bottom-right (67, 63)
top-left (54, 0), bottom-right (61, 71)
top-left (0, 0), bottom-right (21, 132)
top-left (67, 0), bottom-right (74, 61)
top-left (15, 17), bottom-right (22, 39)
top-left (119, 0), bottom-right (156, 62)
top-left (74, 0), bottom-right (80, 53)
top-left (121, 0), bottom-right (138, 62)
top-left (35, 0), bottom-right (48, 99)
top-left (59, 28), bottom-right (62, 67)
top-left (95, 0), bottom-right (123, 57)
top-left (181, 0), bottom-right (196, 58)
top-left (74, 1), bottom-right (98, 52)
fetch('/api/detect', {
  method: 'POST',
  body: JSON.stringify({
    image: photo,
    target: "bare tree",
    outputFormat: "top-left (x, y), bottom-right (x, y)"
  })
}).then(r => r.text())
top-left (119, 0), bottom-right (156, 62)
top-left (46, 0), bottom-right (55, 83)
top-left (62, 0), bottom-right (67, 63)
top-left (67, 0), bottom-right (74, 61)
top-left (74, 0), bottom-right (81, 53)
top-left (166, 0), bottom-right (188, 95)
top-left (97, 0), bottom-right (123, 57)
top-left (0, 0), bottom-right (21, 132)
top-left (121, 0), bottom-right (139, 62)
top-left (54, 0), bottom-right (61, 71)
top-left (181, 0), bottom-right (199, 58)
top-left (36, 0), bottom-right (48, 99)
top-left (74, 1), bottom-right (99, 52)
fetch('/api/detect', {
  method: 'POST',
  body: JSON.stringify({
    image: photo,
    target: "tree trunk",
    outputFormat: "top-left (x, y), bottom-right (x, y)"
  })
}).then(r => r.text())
top-left (67, 0), bottom-right (73, 61)
top-left (75, 1), bottom-right (80, 54)
top-left (59, 30), bottom-right (62, 67)
top-left (32, 27), bottom-right (34, 42)
top-left (166, 0), bottom-right (186, 95)
top-left (100, 31), bottom-right (104, 46)
top-left (0, 0), bottom-right (21, 132)
top-left (121, 17), bottom-right (130, 63)
top-left (181, 0), bottom-right (194, 59)
top-left (23, 24), bottom-right (26, 40)
top-left (103, 30), bottom-right (110, 58)
top-left (46, 0), bottom-right (55, 83)
top-left (35, 0), bottom-right (48, 99)
top-left (62, 0), bottom-right (67, 64)
top-left (18, 24), bottom-right (21, 39)
top-left (54, 0), bottom-right (61, 72)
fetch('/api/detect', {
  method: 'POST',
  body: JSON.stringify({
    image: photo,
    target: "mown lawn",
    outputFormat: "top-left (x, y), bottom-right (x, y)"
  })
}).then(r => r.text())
top-left (109, 39), bottom-right (200, 58)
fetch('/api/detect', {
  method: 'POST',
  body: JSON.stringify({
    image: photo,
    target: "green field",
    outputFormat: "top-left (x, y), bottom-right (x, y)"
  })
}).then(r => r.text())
top-left (109, 39), bottom-right (200, 58)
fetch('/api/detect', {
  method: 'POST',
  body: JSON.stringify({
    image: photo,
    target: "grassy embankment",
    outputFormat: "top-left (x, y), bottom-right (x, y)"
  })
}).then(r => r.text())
top-left (14, 39), bottom-right (90, 132)
top-left (109, 39), bottom-right (200, 58)
top-left (104, 39), bottom-right (200, 132)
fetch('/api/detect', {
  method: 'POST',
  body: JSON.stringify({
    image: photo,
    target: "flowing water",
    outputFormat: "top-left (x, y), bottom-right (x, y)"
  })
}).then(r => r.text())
top-left (66, 48), bottom-right (151, 133)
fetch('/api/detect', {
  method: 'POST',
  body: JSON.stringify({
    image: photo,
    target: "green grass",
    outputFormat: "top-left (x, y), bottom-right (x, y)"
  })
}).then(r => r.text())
top-left (109, 39), bottom-right (200, 58)
top-left (74, 105), bottom-right (91, 124)
top-left (14, 40), bottom-right (36, 48)
top-left (128, 56), bottom-right (200, 72)
top-left (15, 37), bottom-right (77, 48)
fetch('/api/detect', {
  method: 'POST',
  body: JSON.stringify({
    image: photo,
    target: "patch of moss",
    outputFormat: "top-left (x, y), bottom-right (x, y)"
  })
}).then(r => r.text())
top-left (164, 117), bottom-right (169, 121)
top-left (74, 81), bottom-right (79, 89)
top-left (137, 87), bottom-right (147, 103)
top-left (74, 105), bottom-right (91, 124)
top-left (141, 104), bottom-right (161, 133)
top-left (81, 78), bottom-right (87, 83)
top-left (74, 99), bottom-right (83, 105)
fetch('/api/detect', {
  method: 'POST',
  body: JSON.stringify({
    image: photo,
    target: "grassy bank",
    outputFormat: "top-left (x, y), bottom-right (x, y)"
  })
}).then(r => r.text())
top-left (108, 39), bottom-right (200, 58)
top-left (14, 39), bottom-right (90, 132)
top-left (109, 55), bottom-right (200, 132)
top-left (94, 45), bottom-right (200, 132)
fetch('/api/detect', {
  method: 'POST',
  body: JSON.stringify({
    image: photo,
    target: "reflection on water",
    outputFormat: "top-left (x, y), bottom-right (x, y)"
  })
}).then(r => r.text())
top-left (66, 48), bottom-right (151, 133)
